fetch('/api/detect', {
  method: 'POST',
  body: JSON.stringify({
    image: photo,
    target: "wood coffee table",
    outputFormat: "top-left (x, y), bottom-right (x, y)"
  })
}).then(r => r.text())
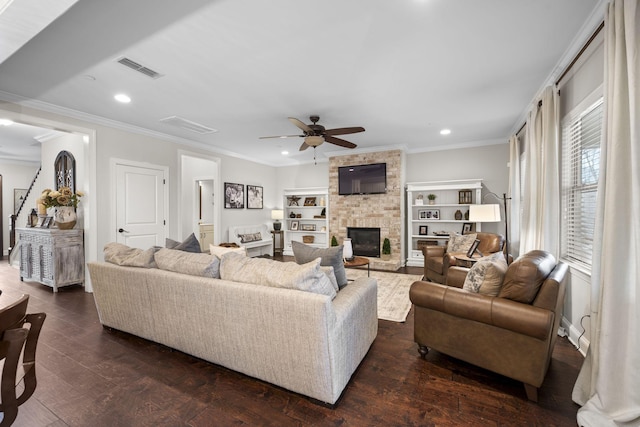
top-left (344, 256), bottom-right (370, 277)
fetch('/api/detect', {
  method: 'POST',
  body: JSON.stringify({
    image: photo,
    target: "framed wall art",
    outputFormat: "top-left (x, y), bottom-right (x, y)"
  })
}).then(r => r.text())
top-left (419, 225), bottom-right (429, 235)
top-left (247, 185), bottom-right (263, 209)
top-left (224, 183), bottom-right (245, 209)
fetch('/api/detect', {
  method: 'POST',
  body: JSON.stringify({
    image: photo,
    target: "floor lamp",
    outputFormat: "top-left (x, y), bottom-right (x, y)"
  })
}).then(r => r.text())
top-left (469, 192), bottom-right (511, 263)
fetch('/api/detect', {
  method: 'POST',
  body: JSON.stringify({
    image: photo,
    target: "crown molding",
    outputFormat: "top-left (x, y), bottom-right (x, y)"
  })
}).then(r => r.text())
top-left (0, 90), bottom-right (279, 167)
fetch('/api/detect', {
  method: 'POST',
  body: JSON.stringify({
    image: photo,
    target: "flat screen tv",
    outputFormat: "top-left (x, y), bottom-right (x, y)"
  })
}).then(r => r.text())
top-left (338, 163), bottom-right (387, 195)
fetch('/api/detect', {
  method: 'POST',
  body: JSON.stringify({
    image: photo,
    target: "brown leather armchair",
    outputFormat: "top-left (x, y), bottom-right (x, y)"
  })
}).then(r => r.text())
top-left (422, 232), bottom-right (505, 285)
top-left (410, 250), bottom-right (567, 402)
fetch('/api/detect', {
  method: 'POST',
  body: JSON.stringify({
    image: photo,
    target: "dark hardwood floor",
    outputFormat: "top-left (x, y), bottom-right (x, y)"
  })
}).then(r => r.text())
top-left (0, 260), bottom-right (583, 426)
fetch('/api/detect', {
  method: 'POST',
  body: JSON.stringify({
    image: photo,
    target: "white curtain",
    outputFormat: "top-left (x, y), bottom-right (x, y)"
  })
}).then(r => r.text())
top-left (573, 1), bottom-right (640, 425)
top-left (508, 135), bottom-right (521, 258)
top-left (519, 86), bottom-right (561, 256)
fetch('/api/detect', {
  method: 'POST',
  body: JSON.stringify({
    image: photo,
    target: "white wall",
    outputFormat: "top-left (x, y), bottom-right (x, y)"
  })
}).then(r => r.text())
top-left (0, 161), bottom-right (40, 255)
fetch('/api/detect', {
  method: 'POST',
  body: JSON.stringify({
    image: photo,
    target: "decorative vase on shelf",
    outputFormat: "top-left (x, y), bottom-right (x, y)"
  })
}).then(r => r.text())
top-left (55, 206), bottom-right (77, 230)
top-left (454, 210), bottom-right (463, 220)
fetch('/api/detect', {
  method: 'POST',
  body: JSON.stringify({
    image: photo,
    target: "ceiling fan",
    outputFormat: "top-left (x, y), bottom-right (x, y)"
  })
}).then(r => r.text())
top-left (260, 115), bottom-right (365, 152)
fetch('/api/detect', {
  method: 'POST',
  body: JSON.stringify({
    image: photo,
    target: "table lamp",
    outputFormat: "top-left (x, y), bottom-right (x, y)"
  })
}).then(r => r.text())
top-left (271, 209), bottom-right (283, 231)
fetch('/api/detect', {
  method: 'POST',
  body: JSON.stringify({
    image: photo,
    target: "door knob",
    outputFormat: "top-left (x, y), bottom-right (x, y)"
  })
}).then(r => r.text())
top-left (118, 228), bottom-right (129, 233)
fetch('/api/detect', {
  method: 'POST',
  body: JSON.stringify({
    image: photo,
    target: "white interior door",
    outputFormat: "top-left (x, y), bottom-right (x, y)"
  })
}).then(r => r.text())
top-left (115, 163), bottom-right (166, 248)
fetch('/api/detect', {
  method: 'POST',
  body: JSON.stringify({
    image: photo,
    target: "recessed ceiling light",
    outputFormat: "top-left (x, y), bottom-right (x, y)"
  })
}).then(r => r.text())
top-left (281, 150), bottom-right (289, 155)
top-left (440, 129), bottom-right (451, 135)
top-left (114, 93), bottom-right (131, 103)
top-left (0, 118), bottom-right (14, 126)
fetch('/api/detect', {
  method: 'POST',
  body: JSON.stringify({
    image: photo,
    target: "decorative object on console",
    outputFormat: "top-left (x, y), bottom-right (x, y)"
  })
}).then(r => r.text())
top-left (290, 221), bottom-right (299, 231)
top-left (28, 209), bottom-right (38, 227)
top-left (290, 211), bottom-right (296, 218)
top-left (38, 186), bottom-right (83, 229)
top-left (54, 207), bottom-right (77, 229)
top-left (304, 197), bottom-right (316, 206)
top-left (246, 185), bottom-right (263, 209)
top-left (343, 238), bottom-right (354, 261)
top-left (41, 216), bottom-right (53, 228)
top-left (415, 194), bottom-right (424, 205)
top-left (224, 182), bottom-right (244, 209)
top-left (271, 209), bottom-right (283, 230)
top-left (427, 194), bottom-right (436, 205)
top-left (454, 210), bottom-right (463, 220)
top-left (469, 194), bottom-right (511, 262)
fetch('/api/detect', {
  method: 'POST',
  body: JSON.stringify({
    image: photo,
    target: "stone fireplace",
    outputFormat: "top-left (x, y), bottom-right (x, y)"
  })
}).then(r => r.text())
top-left (329, 150), bottom-right (403, 271)
top-left (348, 227), bottom-right (381, 257)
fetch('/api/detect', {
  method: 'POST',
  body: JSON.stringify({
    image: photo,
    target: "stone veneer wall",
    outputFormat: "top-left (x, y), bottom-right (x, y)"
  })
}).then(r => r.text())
top-left (329, 150), bottom-right (402, 270)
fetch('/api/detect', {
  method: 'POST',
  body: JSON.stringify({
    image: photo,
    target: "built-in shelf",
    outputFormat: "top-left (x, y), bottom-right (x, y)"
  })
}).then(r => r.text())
top-left (283, 187), bottom-right (329, 256)
top-left (405, 179), bottom-right (483, 267)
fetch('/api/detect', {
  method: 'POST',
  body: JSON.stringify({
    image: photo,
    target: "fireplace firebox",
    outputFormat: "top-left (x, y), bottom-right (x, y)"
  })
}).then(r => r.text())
top-left (347, 227), bottom-right (381, 258)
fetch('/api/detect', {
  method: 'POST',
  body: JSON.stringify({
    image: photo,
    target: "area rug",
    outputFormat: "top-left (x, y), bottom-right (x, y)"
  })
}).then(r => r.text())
top-left (345, 269), bottom-right (423, 322)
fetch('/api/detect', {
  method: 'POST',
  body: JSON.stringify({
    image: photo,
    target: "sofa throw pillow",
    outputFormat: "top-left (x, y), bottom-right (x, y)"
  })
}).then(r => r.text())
top-left (166, 233), bottom-right (201, 253)
top-left (154, 248), bottom-right (220, 278)
top-left (447, 233), bottom-right (477, 254)
top-left (238, 232), bottom-right (262, 243)
top-left (220, 252), bottom-right (336, 299)
top-left (104, 242), bottom-right (159, 268)
top-left (462, 252), bottom-right (508, 296)
top-left (320, 266), bottom-right (339, 292)
top-left (291, 241), bottom-right (347, 289)
top-left (209, 244), bottom-right (247, 258)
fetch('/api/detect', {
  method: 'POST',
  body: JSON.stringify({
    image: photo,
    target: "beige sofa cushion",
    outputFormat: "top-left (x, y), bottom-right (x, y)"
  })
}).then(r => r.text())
top-left (220, 252), bottom-right (336, 299)
top-left (154, 248), bottom-right (220, 278)
top-left (104, 242), bottom-right (159, 268)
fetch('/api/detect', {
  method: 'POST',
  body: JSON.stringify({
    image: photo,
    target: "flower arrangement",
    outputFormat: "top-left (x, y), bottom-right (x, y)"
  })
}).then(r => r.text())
top-left (38, 187), bottom-right (84, 209)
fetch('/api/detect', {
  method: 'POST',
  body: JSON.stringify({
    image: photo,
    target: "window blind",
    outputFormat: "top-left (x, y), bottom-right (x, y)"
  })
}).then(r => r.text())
top-left (561, 98), bottom-right (603, 270)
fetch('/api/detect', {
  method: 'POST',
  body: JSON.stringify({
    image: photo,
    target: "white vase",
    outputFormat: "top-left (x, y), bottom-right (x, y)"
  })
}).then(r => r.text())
top-left (55, 206), bottom-right (77, 230)
top-left (343, 238), bottom-right (353, 260)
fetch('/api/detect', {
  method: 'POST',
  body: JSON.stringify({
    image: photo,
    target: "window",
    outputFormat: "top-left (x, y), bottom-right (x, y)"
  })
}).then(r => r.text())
top-left (561, 97), bottom-right (603, 270)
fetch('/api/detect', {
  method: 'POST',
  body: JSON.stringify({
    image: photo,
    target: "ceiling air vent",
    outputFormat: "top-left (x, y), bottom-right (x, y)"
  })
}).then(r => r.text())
top-left (159, 116), bottom-right (218, 135)
top-left (116, 56), bottom-right (163, 79)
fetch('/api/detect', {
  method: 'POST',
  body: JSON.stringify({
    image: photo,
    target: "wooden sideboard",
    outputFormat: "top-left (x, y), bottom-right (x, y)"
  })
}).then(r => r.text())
top-left (17, 227), bottom-right (84, 292)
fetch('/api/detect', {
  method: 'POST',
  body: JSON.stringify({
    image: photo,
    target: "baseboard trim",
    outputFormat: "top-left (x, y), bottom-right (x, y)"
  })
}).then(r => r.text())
top-left (562, 316), bottom-right (590, 357)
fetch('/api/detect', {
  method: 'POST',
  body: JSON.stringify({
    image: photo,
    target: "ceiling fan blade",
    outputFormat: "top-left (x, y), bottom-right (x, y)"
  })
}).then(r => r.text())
top-left (288, 117), bottom-right (313, 133)
top-left (324, 126), bottom-right (365, 136)
top-left (259, 134), bottom-right (302, 139)
top-left (325, 135), bottom-right (357, 149)
top-left (299, 141), bottom-right (310, 151)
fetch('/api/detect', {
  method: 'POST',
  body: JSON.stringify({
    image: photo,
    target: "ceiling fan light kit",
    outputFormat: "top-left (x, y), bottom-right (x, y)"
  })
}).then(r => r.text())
top-left (261, 115), bottom-right (365, 153)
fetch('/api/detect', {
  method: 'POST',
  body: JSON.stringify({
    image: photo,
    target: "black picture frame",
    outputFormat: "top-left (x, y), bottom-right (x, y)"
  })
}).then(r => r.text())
top-left (467, 239), bottom-right (482, 257)
top-left (462, 222), bottom-right (473, 234)
top-left (426, 209), bottom-right (440, 219)
top-left (224, 182), bottom-right (244, 209)
top-left (418, 225), bottom-right (428, 235)
top-left (246, 185), bottom-right (263, 209)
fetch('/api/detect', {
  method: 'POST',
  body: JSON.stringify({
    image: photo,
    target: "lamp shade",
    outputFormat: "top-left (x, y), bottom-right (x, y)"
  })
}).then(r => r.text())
top-left (469, 204), bottom-right (501, 222)
top-left (271, 209), bottom-right (284, 220)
